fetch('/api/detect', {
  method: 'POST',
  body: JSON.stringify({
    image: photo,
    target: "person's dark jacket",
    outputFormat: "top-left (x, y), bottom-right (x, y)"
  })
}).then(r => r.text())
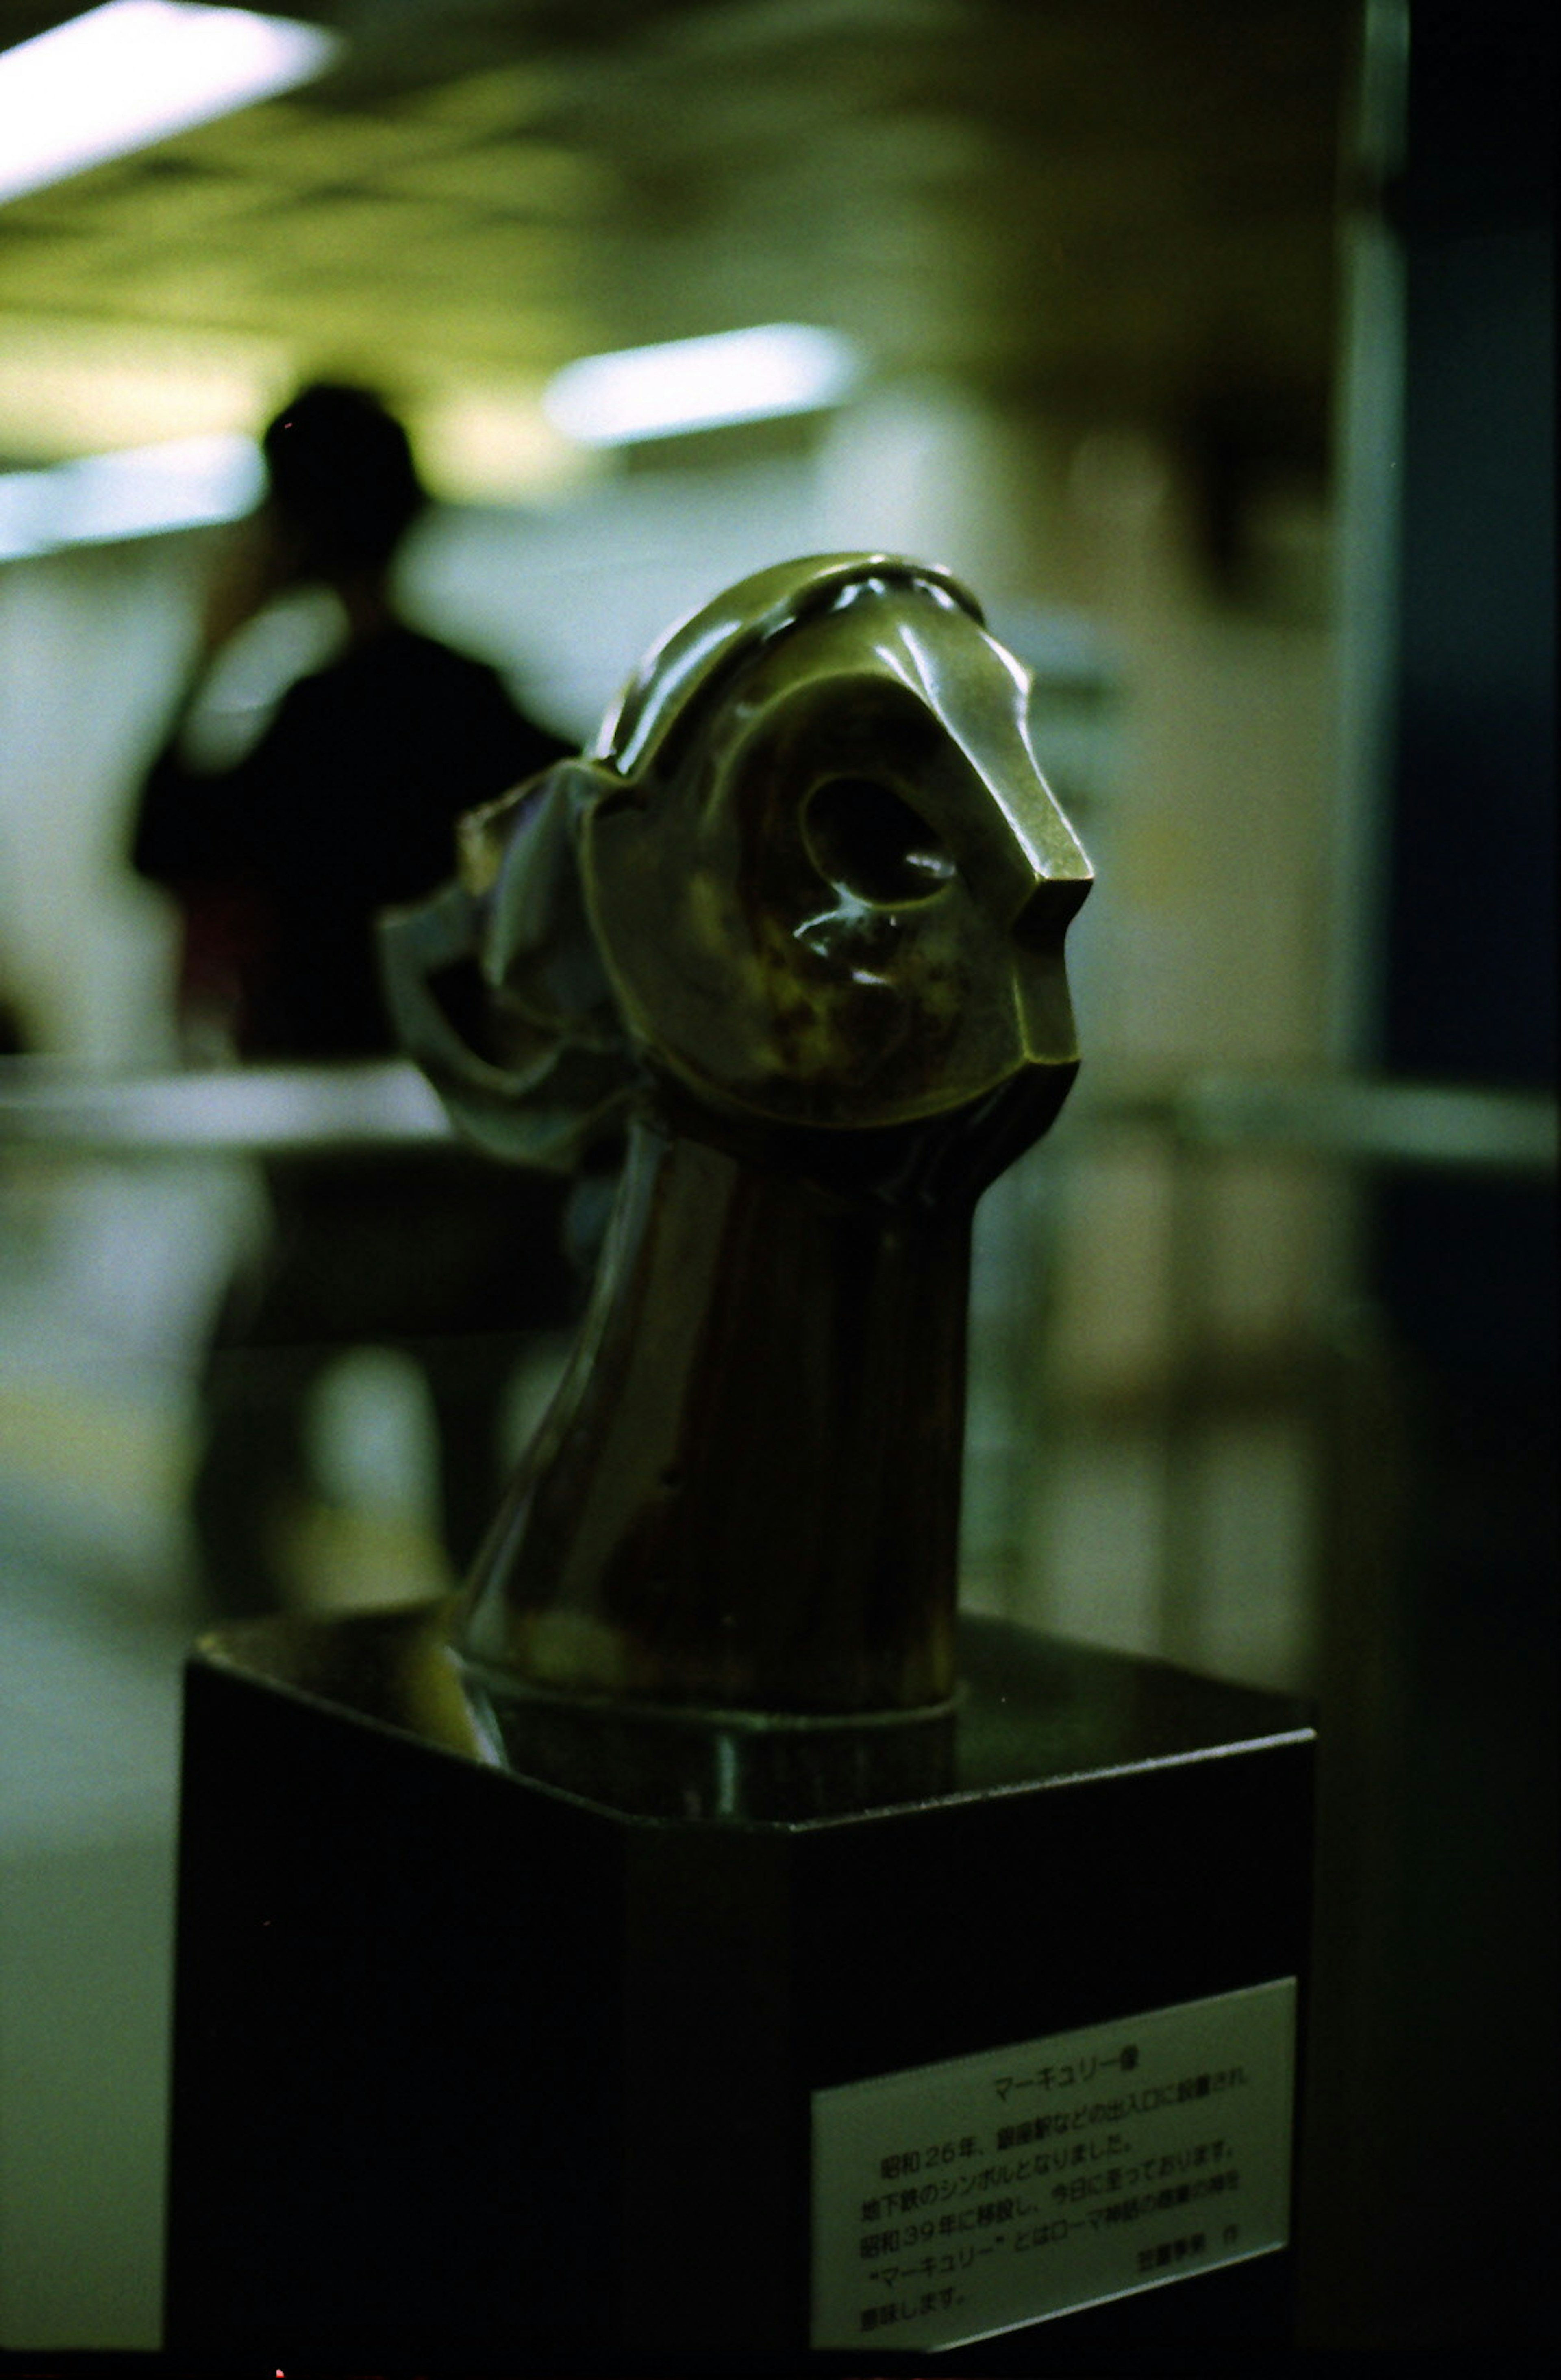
top-left (133, 624), bottom-right (571, 1059)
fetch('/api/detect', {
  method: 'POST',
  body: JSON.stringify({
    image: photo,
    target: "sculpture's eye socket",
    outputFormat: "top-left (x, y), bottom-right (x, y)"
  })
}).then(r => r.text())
top-left (802, 776), bottom-right (957, 908)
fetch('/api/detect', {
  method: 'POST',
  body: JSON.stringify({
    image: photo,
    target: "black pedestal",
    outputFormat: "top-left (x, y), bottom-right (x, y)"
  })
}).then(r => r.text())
top-left (164, 1603), bottom-right (1313, 2373)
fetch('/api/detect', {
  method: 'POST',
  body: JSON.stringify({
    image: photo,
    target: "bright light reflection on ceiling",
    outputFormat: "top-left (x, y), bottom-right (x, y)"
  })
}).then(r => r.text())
top-left (0, 433), bottom-right (264, 560)
top-left (0, 1), bottom-right (341, 208)
top-left (0, 384), bottom-right (607, 558)
top-left (544, 324), bottom-right (864, 446)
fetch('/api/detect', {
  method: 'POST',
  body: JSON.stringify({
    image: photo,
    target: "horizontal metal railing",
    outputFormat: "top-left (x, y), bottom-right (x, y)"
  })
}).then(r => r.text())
top-left (1065, 1068), bottom-right (1556, 1176)
top-left (0, 1056), bottom-right (1551, 1175)
top-left (0, 1058), bottom-right (451, 1156)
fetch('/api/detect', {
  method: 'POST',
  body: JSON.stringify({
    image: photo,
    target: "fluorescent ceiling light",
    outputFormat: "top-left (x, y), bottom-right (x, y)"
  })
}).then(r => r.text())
top-left (544, 324), bottom-right (863, 446)
top-left (0, 433), bottom-right (263, 560)
top-left (0, 1), bottom-right (341, 207)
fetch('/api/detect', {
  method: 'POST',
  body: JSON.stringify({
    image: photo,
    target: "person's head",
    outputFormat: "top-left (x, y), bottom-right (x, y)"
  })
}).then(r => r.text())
top-left (260, 381), bottom-right (427, 584)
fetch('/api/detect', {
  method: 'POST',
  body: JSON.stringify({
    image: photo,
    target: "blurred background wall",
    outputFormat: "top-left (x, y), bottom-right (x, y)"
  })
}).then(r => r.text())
top-left (0, 0), bottom-right (1552, 2356)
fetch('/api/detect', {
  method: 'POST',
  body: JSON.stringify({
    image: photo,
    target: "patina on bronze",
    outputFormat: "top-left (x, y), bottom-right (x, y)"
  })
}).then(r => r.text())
top-left (381, 554), bottom-right (1091, 1732)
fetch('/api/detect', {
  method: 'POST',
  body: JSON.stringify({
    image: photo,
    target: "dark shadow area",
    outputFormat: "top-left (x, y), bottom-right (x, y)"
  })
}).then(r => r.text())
top-left (1302, 0), bottom-right (1557, 2350)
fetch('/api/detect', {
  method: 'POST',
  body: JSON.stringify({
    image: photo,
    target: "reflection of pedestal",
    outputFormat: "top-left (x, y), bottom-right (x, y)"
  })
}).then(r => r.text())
top-left (164, 1606), bottom-right (1313, 2372)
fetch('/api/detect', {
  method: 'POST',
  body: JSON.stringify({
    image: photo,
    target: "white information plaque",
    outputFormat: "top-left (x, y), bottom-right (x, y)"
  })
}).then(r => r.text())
top-left (810, 1976), bottom-right (1296, 2352)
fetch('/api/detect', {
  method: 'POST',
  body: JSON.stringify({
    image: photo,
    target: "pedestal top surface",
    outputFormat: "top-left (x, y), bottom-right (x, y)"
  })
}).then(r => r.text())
top-left (196, 1600), bottom-right (1312, 1828)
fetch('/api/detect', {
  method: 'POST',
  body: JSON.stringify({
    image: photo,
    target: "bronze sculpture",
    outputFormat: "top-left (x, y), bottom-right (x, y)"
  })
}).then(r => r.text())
top-left (169, 590), bottom-right (1314, 2354)
top-left (381, 554), bottom-right (1091, 1739)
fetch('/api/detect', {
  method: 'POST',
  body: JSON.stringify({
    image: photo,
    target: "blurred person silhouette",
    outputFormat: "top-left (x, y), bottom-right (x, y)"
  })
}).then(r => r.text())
top-left (131, 382), bottom-right (580, 1616)
top-left (134, 380), bottom-right (570, 1061)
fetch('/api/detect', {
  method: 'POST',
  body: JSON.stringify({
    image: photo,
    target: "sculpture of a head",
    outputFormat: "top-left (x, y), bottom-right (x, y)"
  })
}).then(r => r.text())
top-left (381, 554), bottom-right (1091, 1169)
top-left (382, 558), bottom-right (1096, 1737)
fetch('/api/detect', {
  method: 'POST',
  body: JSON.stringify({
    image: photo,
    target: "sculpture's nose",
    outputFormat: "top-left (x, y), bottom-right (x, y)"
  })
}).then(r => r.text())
top-left (1011, 867), bottom-right (1092, 950)
top-left (1006, 846), bottom-right (1091, 1068)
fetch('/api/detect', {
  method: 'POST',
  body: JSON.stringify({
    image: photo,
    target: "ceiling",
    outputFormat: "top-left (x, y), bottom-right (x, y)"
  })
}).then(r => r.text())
top-left (0, 0), bottom-right (1355, 496)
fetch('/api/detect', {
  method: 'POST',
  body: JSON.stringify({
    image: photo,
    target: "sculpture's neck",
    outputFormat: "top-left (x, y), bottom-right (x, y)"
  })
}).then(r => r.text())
top-left (457, 1109), bottom-right (973, 1715)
